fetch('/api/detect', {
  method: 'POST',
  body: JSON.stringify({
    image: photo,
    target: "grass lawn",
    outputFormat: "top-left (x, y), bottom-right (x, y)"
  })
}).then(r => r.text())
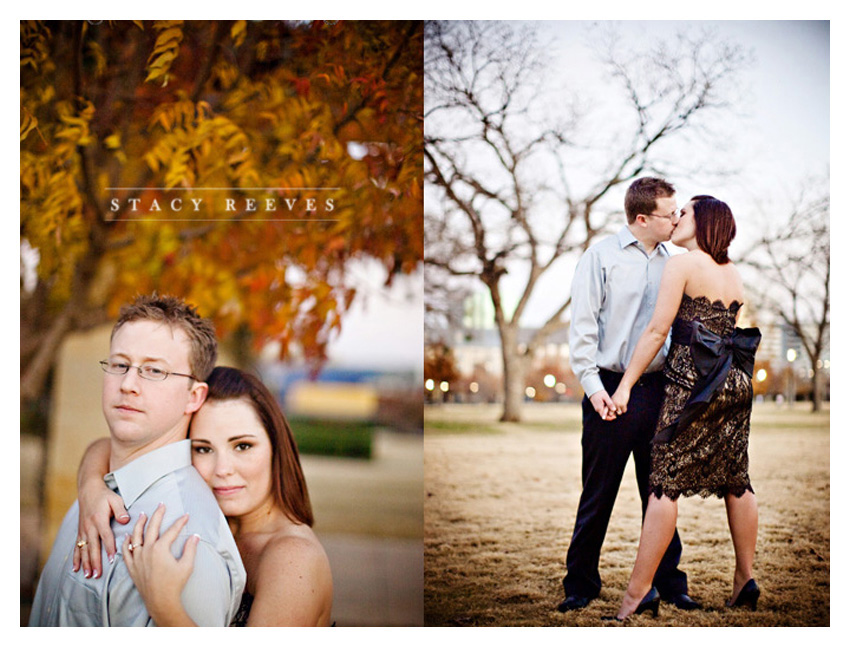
top-left (424, 402), bottom-right (829, 627)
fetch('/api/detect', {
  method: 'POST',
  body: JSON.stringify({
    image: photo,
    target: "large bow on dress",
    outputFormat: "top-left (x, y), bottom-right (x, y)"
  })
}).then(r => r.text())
top-left (653, 320), bottom-right (761, 444)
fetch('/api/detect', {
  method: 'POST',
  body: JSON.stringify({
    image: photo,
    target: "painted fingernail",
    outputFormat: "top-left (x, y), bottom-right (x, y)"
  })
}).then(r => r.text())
top-left (118, 514), bottom-right (130, 522)
top-left (92, 568), bottom-right (99, 578)
top-left (108, 553), bottom-right (115, 564)
top-left (84, 569), bottom-right (91, 578)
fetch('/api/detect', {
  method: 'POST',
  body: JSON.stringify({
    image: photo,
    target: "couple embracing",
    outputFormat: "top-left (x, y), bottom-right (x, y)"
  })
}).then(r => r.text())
top-left (30, 294), bottom-right (333, 626)
top-left (558, 177), bottom-right (762, 621)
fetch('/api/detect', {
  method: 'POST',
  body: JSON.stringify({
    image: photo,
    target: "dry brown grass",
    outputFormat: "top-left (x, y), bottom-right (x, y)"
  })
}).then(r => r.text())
top-left (424, 402), bottom-right (829, 627)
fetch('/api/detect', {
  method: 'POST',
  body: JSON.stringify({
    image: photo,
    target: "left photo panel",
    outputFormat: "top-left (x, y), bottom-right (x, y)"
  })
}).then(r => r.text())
top-left (21, 19), bottom-right (424, 627)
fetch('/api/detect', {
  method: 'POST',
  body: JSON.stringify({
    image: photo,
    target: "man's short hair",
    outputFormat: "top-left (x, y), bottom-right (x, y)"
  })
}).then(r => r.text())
top-left (111, 294), bottom-right (218, 381)
top-left (624, 177), bottom-right (676, 224)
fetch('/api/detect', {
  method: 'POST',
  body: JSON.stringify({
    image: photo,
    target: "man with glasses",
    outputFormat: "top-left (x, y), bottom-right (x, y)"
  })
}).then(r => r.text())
top-left (557, 177), bottom-right (700, 613)
top-left (30, 294), bottom-right (245, 626)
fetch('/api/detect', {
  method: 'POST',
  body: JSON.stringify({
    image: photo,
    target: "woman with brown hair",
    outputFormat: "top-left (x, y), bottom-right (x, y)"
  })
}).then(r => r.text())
top-left (607, 196), bottom-right (761, 621)
top-left (74, 366), bottom-right (333, 626)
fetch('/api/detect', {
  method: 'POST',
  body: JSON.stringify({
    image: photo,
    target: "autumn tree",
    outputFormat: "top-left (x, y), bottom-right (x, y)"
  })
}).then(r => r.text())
top-left (424, 21), bottom-right (750, 421)
top-left (20, 20), bottom-right (423, 413)
top-left (739, 176), bottom-right (830, 411)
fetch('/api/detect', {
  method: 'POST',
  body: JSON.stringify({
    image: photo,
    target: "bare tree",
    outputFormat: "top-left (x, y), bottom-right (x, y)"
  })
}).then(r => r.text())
top-left (425, 20), bottom-right (752, 421)
top-left (739, 177), bottom-right (830, 411)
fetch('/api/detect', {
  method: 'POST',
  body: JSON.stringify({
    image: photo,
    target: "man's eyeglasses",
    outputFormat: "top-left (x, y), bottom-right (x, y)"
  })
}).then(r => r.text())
top-left (646, 209), bottom-right (681, 222)
top-left (99, 360), bottom-right (197, 382)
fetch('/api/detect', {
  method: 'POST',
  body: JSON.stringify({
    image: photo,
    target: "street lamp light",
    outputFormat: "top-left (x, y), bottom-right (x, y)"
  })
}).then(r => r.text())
top-left (424, 379), bottom-right (435, 404)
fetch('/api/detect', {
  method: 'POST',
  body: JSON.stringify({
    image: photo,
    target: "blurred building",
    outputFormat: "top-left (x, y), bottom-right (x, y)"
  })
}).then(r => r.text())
top-left (427, 292), bottom-right (579, 404)
top-left (745, 313), bottom-right (830, 402)
top-left (261, 363), bottom-right (423, 434)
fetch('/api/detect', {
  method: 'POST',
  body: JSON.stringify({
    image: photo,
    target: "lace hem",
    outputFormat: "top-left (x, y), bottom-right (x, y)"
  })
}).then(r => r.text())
top-left (650, 482), bottom-right (754, 501)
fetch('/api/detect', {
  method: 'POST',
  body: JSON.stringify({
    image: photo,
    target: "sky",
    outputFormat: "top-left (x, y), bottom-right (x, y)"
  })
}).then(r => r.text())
top-left (324, 261), bottom-right (423, 373)
top-left (459, 19), bottom-right (832, 328)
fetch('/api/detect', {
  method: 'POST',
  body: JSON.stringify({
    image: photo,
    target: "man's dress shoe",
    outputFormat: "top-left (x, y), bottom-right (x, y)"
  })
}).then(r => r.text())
top-left (556, 595), bottom-right (592, 612)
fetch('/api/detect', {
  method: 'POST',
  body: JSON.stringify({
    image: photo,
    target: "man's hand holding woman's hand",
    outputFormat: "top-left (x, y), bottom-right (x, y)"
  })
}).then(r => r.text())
top-left (590, 386), bottom-right (631, 421)
top-left (589, 390), bottom-right (618, 421)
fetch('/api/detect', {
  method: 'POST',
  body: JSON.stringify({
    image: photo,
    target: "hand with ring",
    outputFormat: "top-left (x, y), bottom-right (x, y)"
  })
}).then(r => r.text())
top-left (121, 503), bottom-right (200, 625)
top-left (611, 384), bottom-right (631, 417)
top-left (73, 438), bottom-right (131, 579)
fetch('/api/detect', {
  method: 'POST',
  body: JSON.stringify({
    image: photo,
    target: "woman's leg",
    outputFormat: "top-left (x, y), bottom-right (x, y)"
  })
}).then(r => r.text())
top-left (725, 490), bottom-right (758, 602)
top-left (617, 493), bottom-right (678, 618)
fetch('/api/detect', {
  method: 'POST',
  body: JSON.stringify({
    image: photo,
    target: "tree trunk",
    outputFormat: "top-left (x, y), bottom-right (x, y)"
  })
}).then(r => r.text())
top-left (499, 325), bottom-right (525, 422)
top-left (20, 309), bottom-right (73, 406)
top-left (21, 207), bottom-right (107, 407)
top-left (811, 368), bottom-right (822, 412)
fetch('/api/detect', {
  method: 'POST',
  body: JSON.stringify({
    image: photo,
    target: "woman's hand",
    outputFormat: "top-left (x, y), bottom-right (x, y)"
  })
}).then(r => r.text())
top-left (121, 504), bottom-right (199, 626)
top-left (611, 385), bottom-right (631, 416)
top-left (73, 480), bottom-right (130, 579)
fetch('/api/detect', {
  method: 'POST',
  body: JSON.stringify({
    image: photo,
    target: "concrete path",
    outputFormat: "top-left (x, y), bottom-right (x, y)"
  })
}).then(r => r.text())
top-left (321, 534), bottom-right (423, 626)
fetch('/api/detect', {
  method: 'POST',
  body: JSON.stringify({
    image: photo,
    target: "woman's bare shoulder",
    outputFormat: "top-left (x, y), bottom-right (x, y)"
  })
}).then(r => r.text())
top-left (246, 526), bottom-right (333, 626)
top-left (666, 251), bottom-right (698, 267)
top-left (662, 251), bottom-right (699, 278)
top-left (257, 526), bottom-right (330, 577)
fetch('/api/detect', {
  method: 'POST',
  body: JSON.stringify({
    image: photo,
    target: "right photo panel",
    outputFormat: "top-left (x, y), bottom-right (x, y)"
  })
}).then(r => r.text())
top-left (423, 20), bottom-right (829, 627)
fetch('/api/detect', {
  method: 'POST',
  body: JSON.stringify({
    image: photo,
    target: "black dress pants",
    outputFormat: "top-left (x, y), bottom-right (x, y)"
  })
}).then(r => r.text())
top-left (562, 369), bottom-right (688, 599)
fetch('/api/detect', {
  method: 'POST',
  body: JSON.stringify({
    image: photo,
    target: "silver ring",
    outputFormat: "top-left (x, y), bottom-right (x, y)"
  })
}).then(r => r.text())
top-left (128, 542), bottom-right (141, 552)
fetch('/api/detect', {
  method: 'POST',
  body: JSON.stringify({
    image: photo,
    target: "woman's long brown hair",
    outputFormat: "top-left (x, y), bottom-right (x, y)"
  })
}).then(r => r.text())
top-left (691, 195), bottom-right (737, 264)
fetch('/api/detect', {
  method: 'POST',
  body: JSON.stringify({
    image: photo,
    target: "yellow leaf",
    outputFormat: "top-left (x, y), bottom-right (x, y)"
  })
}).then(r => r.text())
top-left (231, 20), bottom-right (247, 47)
top-left (148, 50), bottom-right (178, 70)
top-left (20, 110), bottom-right (38, 141)
top-left (152, 28), bottom-right (183, 51)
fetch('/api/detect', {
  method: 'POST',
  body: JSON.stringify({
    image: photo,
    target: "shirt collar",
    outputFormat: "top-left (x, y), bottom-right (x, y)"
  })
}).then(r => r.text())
top-left (618, 225), bottom-right (669, 257)
top-left (104, 440), bottom-right (192, 507)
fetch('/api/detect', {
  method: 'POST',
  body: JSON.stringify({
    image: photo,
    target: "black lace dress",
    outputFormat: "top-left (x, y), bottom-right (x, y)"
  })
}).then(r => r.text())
top-left (230, 592), bottom-right (254, 626)
top-left (649, 294), bottom-right (760, 500)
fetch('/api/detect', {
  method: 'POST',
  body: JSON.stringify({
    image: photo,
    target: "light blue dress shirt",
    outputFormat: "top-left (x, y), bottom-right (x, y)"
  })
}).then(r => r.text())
top-left (29, 440), bottom-right (246, 626)
top-left (569, 225), bottom-right (671, 397)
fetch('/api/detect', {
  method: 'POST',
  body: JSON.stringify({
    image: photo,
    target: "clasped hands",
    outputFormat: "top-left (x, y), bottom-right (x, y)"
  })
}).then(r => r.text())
top-left (590, 386), bottom-right (631, 421)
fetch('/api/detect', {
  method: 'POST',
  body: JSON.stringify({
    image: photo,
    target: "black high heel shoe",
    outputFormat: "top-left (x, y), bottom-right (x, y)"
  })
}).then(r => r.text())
top-left (604, 587), bottom-right (661, 622)
top-left (728, 579), bottom-right (760, 611)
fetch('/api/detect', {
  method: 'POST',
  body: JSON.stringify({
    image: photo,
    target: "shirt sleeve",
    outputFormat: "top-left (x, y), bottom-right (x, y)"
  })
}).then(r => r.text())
top-left (176, 538), bottom-right (238, 627)
top-left (569, 248), bottom-right (605, 397)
